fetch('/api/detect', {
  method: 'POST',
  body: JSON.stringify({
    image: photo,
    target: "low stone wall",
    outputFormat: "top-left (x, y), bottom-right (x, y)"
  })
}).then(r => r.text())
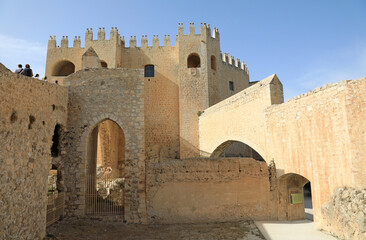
top-left (320, 188), bottom-right (366, 240)
top-left (146, 157), bottom-right (276, 223)
top-left (0, 63), bottom-right (68, 239)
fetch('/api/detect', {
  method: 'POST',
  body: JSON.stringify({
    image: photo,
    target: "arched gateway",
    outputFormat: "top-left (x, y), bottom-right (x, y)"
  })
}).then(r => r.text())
top-left (85, 119), bottom-right (126, 216)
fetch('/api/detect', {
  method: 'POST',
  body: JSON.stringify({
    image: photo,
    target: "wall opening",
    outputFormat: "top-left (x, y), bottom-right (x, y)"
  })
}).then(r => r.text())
top-left (52, 60), bottom-right (75, 76)
top-left (229, 81), bottom-right (234, 91)
top-left (46, 164), bottom-right (65, 227)
top-left (277, 173), bottom-right (312, 221)
top-left (144, 65), bottom-right (155, 77)
top-left (210, 140), bottom-right (265, 161)
top-left (187, 53), bottom-right (201, 68)
top-left (101, 61), bottom-right (108, 68)
top-left (211, 55), bottom-right (216, 70)
top-left (303, 182), bottom-right (313, 221)
top-left (51, 124), bottom-right (61, 157)
top-left (86, 119), bottom-right (125, 217)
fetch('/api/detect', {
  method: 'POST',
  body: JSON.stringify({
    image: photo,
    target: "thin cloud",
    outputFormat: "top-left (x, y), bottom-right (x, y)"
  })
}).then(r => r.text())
top-left (285, 43), bottom-right (366, 100)
top-left (0, 34), bottom-right (46, 77)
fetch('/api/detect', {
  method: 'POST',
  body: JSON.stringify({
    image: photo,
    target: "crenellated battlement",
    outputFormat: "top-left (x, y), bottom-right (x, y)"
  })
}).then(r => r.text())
top-left (221, 52), bottom-right (249, 74)
top-left (125, 34), bottom-right (173, 48)
top-left (48, 27), bottom-right (122, 49)
top-left (48, 23), bottom-right (221, 50)
top-left (177, 22), bottom-right (219, 40)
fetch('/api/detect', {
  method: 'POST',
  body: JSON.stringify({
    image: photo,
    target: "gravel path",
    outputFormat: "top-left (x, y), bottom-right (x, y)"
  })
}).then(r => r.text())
top-left (45, 218), bottom-right (265, 240)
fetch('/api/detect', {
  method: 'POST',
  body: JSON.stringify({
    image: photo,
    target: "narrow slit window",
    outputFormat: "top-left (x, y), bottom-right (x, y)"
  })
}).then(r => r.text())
top-left (144, 65), bottom-right (154, 77)
top-left (229, 81), bottom-right (234, 91)
top-left (211, 55), bottom-right (216, 70)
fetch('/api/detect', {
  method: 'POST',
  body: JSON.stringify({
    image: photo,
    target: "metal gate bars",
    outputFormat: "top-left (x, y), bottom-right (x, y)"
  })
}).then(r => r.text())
top-left (86, 174), bottom-right (124, 216)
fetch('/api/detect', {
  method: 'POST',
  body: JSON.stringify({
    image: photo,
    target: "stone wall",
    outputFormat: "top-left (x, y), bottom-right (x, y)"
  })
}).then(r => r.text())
top-left (146, 157), bottom-right (276, 223)
top-left (265, 78), bottom-right (366, 225)
top-left (320, 187), bottom-right (366, 240)
top-left (62, 68), bottom-right (146, 223)
top-left (199, 74), bottom-right (283, 158)
top-left (198, 74), bottom-right (366, 237)
top-left (0, 64), bottom-right (68, 239)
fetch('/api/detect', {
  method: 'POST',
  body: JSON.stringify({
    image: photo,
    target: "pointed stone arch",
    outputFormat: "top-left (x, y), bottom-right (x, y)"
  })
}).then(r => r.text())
top-left (85, 117), bottom-right (126, 216)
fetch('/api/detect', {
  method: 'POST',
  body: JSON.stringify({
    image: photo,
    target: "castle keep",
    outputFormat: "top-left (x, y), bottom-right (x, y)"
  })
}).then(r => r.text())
top-left (46, 23), bottom-right (249, 159)
top-left (1, 23), bottom-right (365, 240)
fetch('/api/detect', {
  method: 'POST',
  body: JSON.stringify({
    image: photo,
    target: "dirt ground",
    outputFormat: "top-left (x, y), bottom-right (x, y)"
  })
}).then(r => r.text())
top-left (45, 218), bottom-right (265, 240)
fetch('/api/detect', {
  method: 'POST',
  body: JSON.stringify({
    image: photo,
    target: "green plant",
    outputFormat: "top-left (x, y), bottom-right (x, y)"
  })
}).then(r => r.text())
top-left (197, 110), bottom-right (204, 117)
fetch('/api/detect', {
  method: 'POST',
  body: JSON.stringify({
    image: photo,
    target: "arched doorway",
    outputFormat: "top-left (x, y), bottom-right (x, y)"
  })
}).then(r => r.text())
top-left (277, 173), bottom-right (312, 221)
top-left (86, 119), bottom-right (125, 216)
top-left (52, 60), bottom-right (75, 76)
top-left (100, 60), bottom-right (108, 68)
top-left (210, 140), bottom-right (265, 161)
top-left (187, 53), bottom-right (201, 68)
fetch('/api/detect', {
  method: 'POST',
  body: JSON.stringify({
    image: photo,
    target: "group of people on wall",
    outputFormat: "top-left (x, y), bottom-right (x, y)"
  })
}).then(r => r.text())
top-left (14, 64), bottom-right (47, 81)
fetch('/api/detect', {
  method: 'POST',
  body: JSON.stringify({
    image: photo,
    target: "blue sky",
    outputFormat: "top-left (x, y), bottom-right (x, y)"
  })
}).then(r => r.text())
top-left (0, 0), bottom-right (365, 100)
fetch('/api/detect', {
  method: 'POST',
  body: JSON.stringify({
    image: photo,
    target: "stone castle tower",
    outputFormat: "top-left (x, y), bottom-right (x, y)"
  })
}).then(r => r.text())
top-left (45, 23), bottom-right (250, 158)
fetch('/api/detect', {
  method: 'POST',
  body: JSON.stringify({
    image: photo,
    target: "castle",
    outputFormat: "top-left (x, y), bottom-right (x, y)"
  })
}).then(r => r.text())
top-left (1, 23), bottom-right (365, 240)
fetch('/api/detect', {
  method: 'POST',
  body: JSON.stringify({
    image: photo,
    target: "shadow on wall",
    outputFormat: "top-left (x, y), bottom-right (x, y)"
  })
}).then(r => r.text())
top-left (210, 140), bottom-right (265, 161)
top-left (180, 137), bottom-right (210, 158)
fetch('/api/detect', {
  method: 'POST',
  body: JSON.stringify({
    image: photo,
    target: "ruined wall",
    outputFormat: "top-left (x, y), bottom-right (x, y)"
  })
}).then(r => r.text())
top-left (146, 157), bottom-right (276, 223)
top-left (199, 74), bottom-right (283, 158)
top-left (62, 68), bottom-right (146, 223)
top-left (0, 64), bottom-right (68, 239)
top-left (320, 187), bottom-right (366, 240)
top-left (265, 78), bottom-right (366, 232)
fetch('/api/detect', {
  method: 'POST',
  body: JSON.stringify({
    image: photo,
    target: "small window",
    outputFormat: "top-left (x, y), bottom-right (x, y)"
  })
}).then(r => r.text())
top-left (229, 81), bottom-right (234, 91)
top-left (187, 53), bottom-right (201, 68)
top-left (144, 65), bottom-right (154, 77)
top-left (211, 55), bottom-right (216, 70)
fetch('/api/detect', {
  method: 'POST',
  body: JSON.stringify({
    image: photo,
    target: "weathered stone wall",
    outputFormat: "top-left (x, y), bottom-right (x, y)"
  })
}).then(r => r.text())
top-left (122, 46), bottom-right (180, 155)
top-left (62, 68), bottom-right (146, 223)
top-left (0, 64), bottom-right (68, 239)
top-left (265, 78), bottom-right (366, 225)
top-left (320, 187), bottom-right (366, 240)
top-left (146, 157), bottom-right (276, 223)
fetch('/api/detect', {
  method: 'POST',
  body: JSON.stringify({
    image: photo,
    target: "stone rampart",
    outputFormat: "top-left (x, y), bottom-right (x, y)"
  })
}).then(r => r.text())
top-left (0, 64), bottom-right (68, 239)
